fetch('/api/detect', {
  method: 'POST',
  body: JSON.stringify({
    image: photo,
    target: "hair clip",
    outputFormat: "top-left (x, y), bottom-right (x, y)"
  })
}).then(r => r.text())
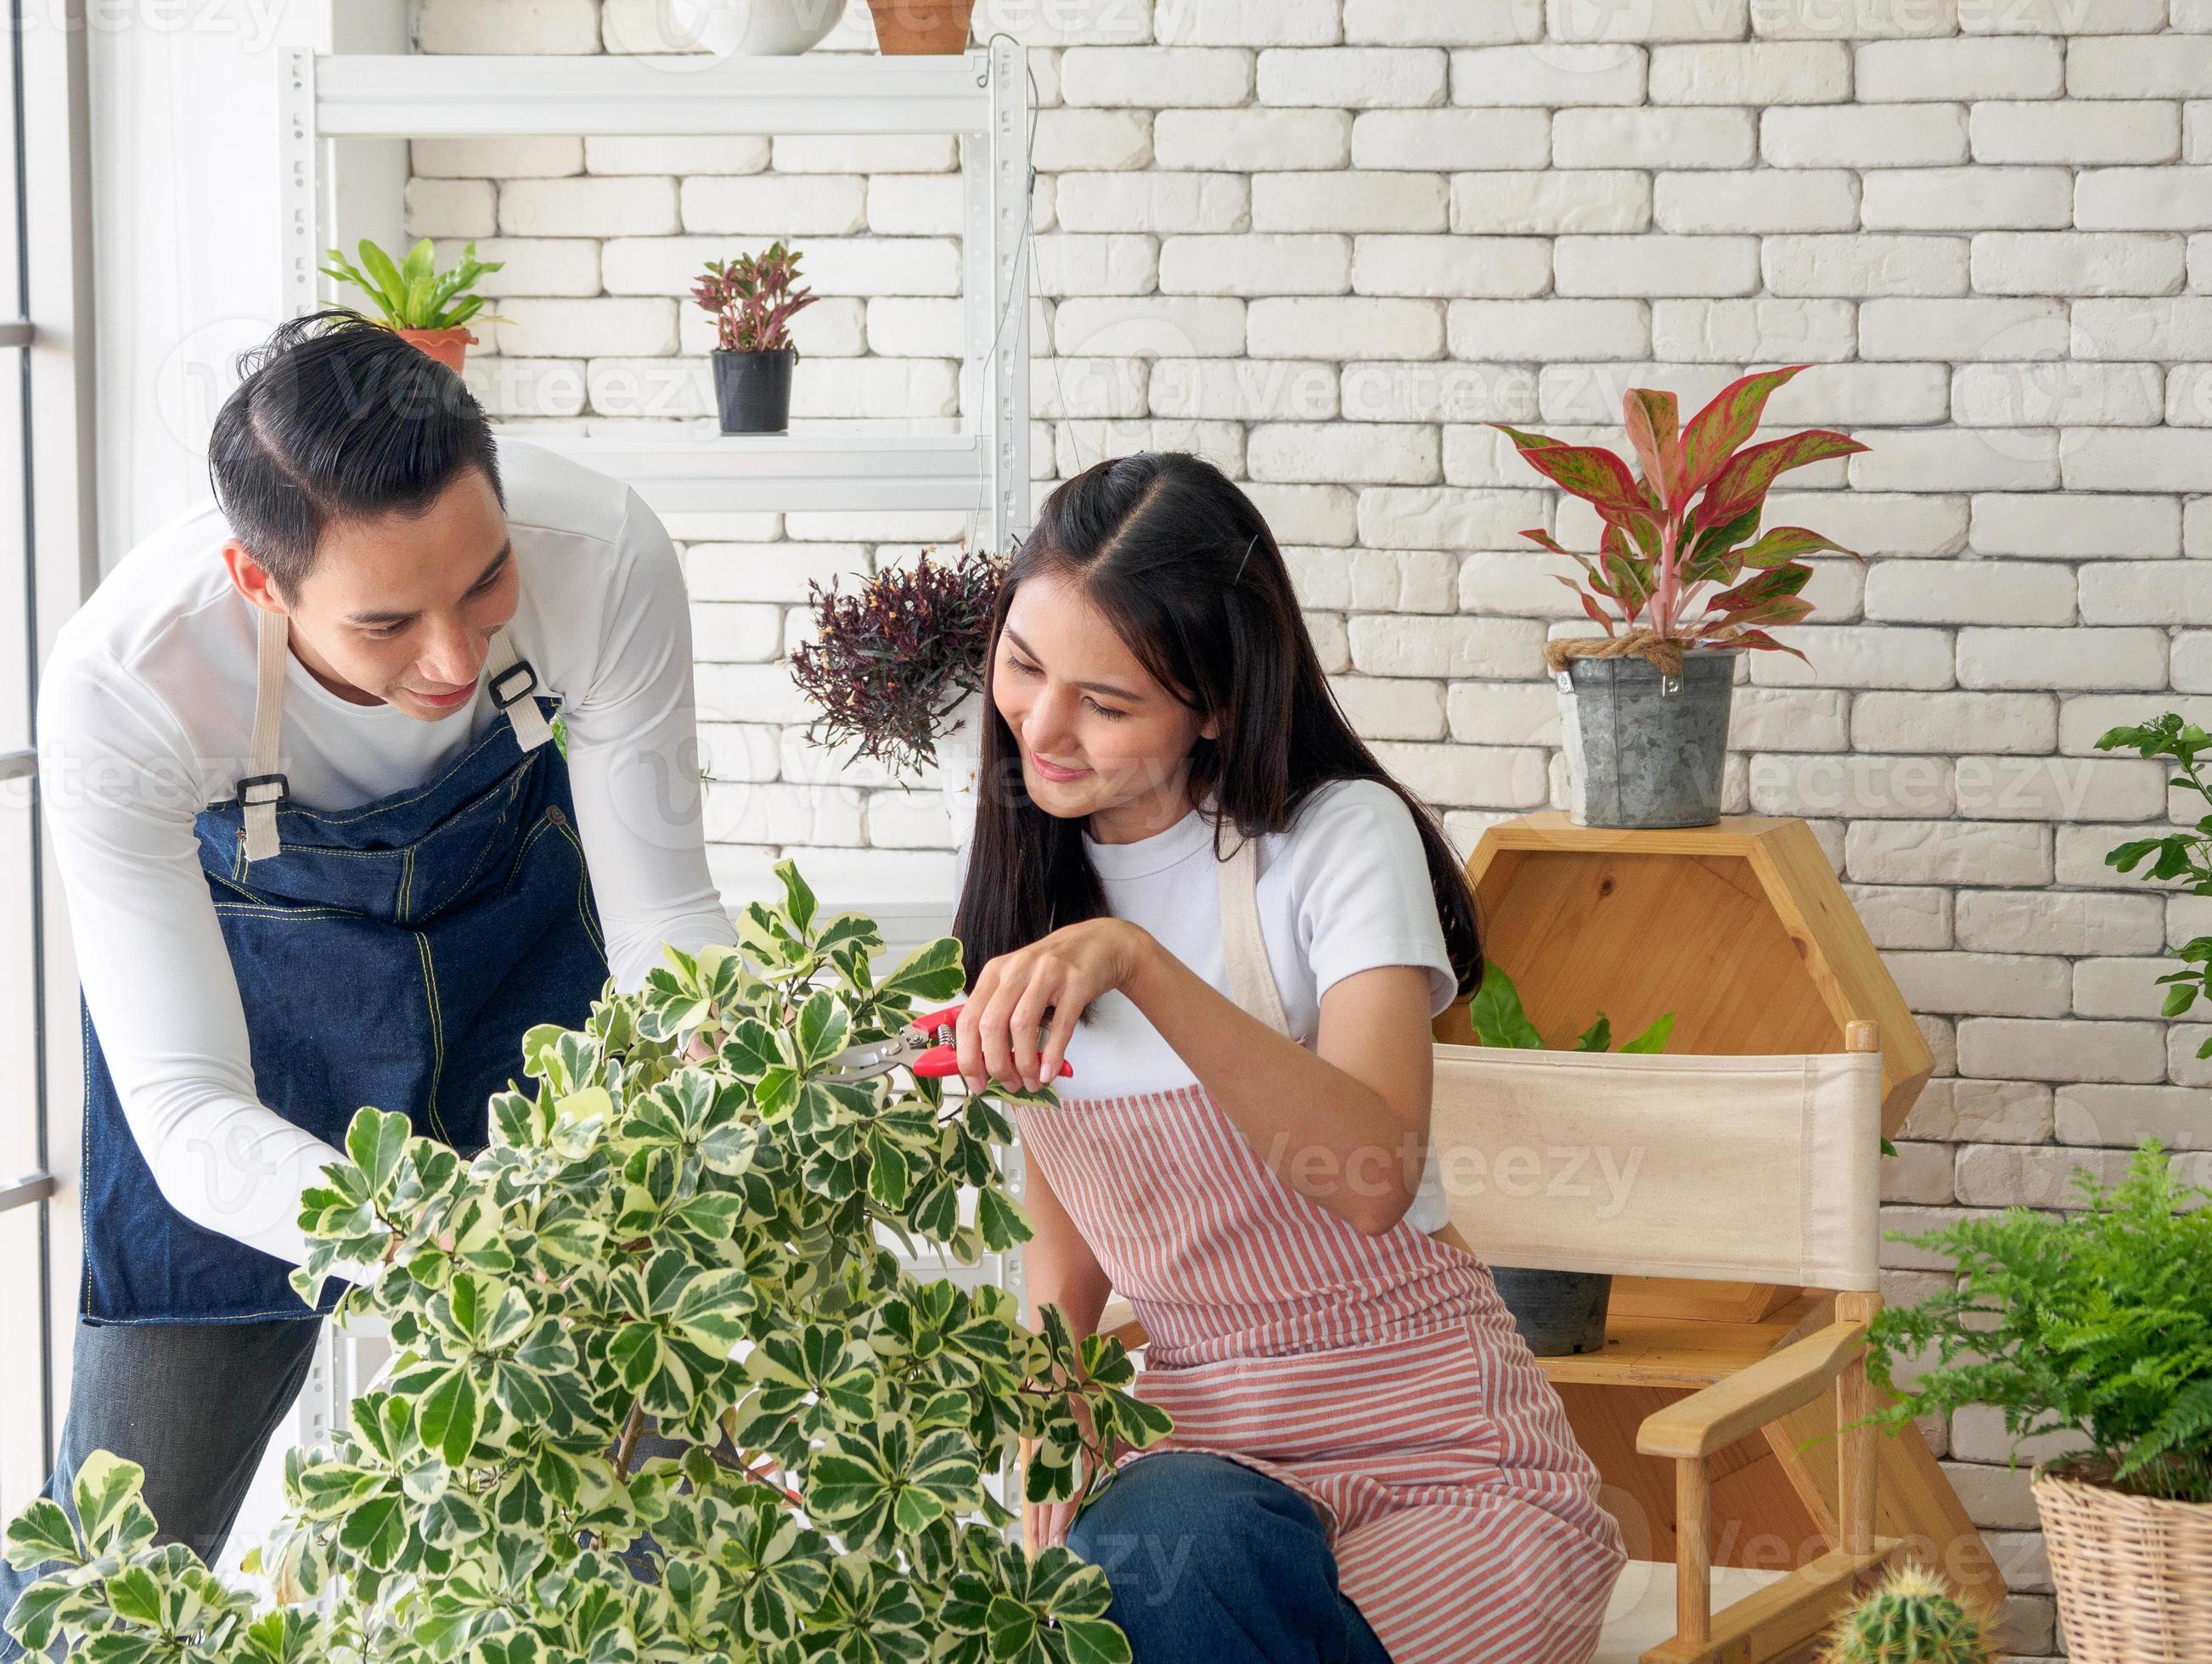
top-left (1232, 532), bottom-right (1258, 584)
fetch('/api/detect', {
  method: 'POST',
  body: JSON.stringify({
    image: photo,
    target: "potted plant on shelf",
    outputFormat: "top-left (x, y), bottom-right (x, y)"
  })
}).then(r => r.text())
top-left (789, 548), bottom-right (1008, 844)
top-left (320, 237), bottom-right (506, 374)
top-left (1464, 963), bottom-right (1673, 1357)
top-left (1821, 1562), bottom-right (1991, 1664)
top-left (4, 865), bottom-right (1164, 1664)
top-left (1489, 364), bottom-right (1868, 830)
top-left (1860, 1140), bottom-right (2212, 1664)
top-left (693, 241), bottom-right (819, 436)
top-left (866, 0), bottom-right (974, 53)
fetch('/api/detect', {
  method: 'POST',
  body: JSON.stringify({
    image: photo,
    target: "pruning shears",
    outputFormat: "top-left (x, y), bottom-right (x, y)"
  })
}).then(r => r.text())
top-left (819, 1003), bottom-right (1074, 1084)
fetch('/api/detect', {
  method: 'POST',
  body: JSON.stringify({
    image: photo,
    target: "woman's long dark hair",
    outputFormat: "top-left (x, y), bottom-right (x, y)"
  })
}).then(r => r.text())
top-left (953, 452), bottom-right (1484, 1003)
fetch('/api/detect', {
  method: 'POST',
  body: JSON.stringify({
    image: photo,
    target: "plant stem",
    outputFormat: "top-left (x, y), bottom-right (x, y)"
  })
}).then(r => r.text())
top-left (614, 1403), bottom-right (647, 1476)
top-left (1656, 512), bottom-right (1681, 638)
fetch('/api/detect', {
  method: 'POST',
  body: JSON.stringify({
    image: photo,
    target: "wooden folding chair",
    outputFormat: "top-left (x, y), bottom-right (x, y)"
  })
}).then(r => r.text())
top-left (1030, 1021), bottom-right (1899, 1664)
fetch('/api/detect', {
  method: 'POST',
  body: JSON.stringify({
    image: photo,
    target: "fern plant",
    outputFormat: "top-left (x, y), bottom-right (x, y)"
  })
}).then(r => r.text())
top-left (5, 863), bottom-right (1168, 1663)
top-left (320, 237), bottom-right (506, 332)
top-left (1821, 1563), bottom-right (1990, 1664)
top-left (1861, 1140), bottom-right (2212, 1504)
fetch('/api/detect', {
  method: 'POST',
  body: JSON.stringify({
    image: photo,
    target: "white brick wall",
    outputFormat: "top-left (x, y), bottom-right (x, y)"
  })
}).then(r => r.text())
top-left (414, 5), bottom-right (2212, 1644)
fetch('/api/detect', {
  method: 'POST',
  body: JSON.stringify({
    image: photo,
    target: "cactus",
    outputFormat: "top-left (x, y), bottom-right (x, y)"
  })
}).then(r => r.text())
top-left (1821, 1563), bottom-right (1992, 1664)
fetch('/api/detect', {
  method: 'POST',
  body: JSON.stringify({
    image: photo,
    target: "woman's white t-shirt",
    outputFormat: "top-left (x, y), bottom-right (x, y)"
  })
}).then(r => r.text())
top-left (962, 776), bottom-right (1461, 1233)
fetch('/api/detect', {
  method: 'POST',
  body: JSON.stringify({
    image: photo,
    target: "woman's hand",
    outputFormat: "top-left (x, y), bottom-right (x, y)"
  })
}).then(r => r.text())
top-left (1026, 1482), bottom-right (1083, 1552)
top-left (1022, 1396), bottom-right (1130, 1552)
top-left (959, 919), bottom-right (1152, 1095)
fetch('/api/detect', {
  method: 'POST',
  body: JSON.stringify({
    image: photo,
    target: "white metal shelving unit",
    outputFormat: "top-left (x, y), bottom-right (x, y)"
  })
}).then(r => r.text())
top-left (273, 41), bottom-right (1031, 1460)
top-left (280, 43), bottom-right (1032, 548)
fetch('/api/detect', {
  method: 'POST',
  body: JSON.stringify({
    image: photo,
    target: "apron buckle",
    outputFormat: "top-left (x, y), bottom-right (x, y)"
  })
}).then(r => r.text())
top-left (489, 659), bottom-right (539, 711)
top-left (236, 771), bottom-right (290, 807)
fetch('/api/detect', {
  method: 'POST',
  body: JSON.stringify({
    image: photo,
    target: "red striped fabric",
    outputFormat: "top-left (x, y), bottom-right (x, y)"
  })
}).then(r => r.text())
top-left (1021, 1084), bottom-right (1628, 1663)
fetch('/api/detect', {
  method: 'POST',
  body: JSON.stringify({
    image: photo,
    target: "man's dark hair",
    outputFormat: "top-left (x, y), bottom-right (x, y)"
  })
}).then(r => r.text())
top-left (206, 308), bottom-right (504, 595)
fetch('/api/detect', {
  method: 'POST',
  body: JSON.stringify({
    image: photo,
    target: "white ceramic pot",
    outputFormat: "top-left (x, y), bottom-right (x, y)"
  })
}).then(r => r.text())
top-left (662, 0), bottom-right (847, 54)
top-left (934, 687), bottom-right (985, 846)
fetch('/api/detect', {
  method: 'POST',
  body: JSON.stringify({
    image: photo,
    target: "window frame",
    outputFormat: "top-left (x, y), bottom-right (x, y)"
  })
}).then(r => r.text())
top-left (3, 0), bottom-right (100, 1488)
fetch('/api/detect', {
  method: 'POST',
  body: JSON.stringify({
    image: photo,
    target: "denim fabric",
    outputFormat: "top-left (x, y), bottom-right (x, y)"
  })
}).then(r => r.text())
top-left (1067, 1452), bottom-right (1395, 1664)
top-left (79, 700), bottom-right (611, 1324)
top-left (0, 1317), bottom-right (324, 1661)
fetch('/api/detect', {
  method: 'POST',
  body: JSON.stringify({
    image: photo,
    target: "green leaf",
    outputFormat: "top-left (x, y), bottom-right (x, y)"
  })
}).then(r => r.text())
top-left (611, 1320), bottom-right (667, 1391)
top-left (976, 1188), bottom-right (1033, 1251)
top-left (775, 857), bottom-right (819, 936)
top-left (356, 238), bottom-right (408, 309)
top-left (3, 1498), bottom-right (81, 1571)
top-left (346, 1106), bottom-right (410, 1198)
top-left (419, 1365), bottom-right (482, 1467)
top-left (878, 936), bottom-right (965, 1005)
top-left (1466, 962), bottom-right (1545, 1049)
top-left (70, 1451), bottom-right (149, 1554)
top-left (795, 988), bottom-right (853, 1072)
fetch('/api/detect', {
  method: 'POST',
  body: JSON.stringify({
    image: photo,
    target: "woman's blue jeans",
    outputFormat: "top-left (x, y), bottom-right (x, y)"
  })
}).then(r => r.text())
top-left (1066, 1452), bottom-right (1393, 1663)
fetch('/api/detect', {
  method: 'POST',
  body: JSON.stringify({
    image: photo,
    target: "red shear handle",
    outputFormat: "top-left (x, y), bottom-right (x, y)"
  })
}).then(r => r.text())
top-left (907, 1003), bottom-right (1073, 1081)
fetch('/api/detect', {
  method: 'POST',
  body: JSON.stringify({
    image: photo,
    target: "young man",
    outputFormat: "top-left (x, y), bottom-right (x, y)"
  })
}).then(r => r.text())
top-left (3, 311), bottom-right (738, 1640)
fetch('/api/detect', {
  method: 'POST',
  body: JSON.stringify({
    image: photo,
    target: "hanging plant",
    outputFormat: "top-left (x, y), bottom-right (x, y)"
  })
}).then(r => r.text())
top-left (790, 548), bottom-right (1009, 779)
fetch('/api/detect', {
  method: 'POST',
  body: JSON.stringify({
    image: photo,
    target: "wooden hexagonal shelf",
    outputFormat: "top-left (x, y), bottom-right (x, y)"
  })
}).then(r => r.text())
top-left (1430, 812), bottom-right (2006, 1620)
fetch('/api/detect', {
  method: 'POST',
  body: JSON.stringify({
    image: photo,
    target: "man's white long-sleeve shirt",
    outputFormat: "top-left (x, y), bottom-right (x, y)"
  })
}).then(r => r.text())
top-left (37, 438), bottom-right (738, 1268)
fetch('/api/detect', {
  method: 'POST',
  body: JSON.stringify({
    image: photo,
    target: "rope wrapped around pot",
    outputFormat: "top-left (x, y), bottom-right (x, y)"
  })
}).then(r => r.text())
top-left (1543, 629), bottom-right (1688, 679)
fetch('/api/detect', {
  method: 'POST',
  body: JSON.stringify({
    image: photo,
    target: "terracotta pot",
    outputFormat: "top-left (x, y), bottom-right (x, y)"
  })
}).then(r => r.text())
top-left (865, 0), bottom-right (972, 53)
top-left (397, 326), bottom-right (477, 374)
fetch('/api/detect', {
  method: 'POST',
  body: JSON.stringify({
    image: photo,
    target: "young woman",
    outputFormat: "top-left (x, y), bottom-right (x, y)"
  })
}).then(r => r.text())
top-left (949, 453), bottom-right (1628, 1664)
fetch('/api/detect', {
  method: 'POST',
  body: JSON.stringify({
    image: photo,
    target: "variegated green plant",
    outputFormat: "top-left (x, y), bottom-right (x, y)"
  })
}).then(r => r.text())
top-left (1489, 364), bottom-right (1870, 665)
top-left (5, 862), bottom-right (1166, 1664)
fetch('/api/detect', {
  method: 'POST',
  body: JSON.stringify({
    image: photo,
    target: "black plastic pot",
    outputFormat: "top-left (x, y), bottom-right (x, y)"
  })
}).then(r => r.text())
top-left (1489, 1266), bottom-right (1612, 1356)
top-left (713, 348), bottom-right (795, 434)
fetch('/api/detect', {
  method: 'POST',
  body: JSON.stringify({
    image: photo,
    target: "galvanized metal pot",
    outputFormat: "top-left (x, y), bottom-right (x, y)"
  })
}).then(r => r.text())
top-left (1556, 644), bottom-right (1742, 829)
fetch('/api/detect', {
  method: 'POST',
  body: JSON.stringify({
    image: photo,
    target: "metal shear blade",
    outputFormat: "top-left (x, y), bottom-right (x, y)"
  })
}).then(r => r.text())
top-left (821, 1004), bottom-right (962, 1082)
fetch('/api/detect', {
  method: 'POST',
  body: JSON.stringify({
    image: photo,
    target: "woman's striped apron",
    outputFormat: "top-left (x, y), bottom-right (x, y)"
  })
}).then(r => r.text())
top-left (1017, 829), bottom-right (1627, 1662)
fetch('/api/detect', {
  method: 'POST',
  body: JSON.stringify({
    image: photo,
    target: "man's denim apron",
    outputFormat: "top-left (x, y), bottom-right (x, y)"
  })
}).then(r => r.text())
top-left (77, 616), bottom-right (612, 1324)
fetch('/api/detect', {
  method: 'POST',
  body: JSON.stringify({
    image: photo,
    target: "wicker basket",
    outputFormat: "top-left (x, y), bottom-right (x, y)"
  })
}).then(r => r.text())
top-left (2034, 1459), bottom-right (2212, 1662)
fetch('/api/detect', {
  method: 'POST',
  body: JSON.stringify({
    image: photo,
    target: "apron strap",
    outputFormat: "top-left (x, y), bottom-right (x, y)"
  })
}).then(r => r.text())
top-left (1215, 825), bottom-right (1294, 1038)
top-left (239, 607), bottom-right (291, 866)
top-left (238, 616), bottom-right (551, 869)
top-left (486, 629), bottom-right (554, 753)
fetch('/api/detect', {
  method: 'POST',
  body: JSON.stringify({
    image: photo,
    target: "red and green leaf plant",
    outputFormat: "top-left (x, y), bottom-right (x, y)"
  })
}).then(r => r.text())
top-left (790, 548), bottom-right (1009, 778)
top-left (692, 240), bottom-right (821, 355)
top-left (1489, 365), bottom-right (1870, 666)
